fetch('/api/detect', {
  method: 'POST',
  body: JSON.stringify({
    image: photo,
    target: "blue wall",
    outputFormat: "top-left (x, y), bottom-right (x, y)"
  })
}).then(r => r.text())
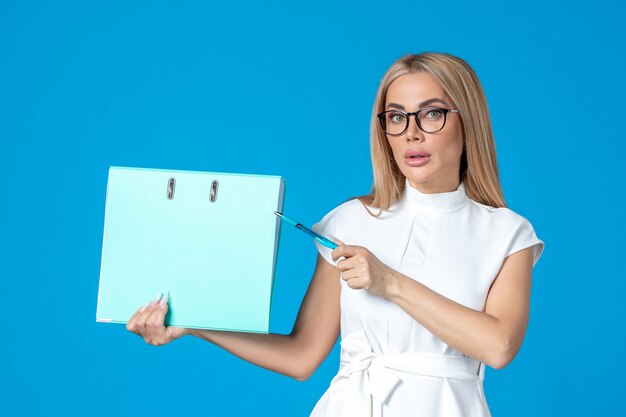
top-left (1, 0), bottom-right (624, 415)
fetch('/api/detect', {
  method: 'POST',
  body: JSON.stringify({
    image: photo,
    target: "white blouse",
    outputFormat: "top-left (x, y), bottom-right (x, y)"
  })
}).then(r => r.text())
top-left (309, 179), bottom-right (544, 417)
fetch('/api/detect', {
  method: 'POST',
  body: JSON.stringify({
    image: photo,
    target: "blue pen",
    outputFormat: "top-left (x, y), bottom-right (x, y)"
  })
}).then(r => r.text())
top-left (274, 211), bottom-right (338, 249)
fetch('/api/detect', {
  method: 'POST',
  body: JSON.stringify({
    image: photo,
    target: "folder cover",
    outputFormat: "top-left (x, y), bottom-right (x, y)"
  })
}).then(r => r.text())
top-left (96, 166), bottom-right (285, 333)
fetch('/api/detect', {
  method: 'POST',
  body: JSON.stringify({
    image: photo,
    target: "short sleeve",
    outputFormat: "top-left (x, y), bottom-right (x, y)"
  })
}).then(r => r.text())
top-left (311, 208), bottom-right (340, 267)
top-left (505, 218), bottom-right (544, 267)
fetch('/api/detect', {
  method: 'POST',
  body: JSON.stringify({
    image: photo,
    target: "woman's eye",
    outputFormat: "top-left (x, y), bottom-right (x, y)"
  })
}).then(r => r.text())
top-left (389, 113), bottom-right (406, 123)
top-left (424, 109), bottom-right (443, 119)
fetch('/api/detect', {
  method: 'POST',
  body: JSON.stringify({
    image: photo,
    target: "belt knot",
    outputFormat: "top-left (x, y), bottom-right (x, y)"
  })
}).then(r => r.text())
top-left (325, 331), bottom-right (482, 417)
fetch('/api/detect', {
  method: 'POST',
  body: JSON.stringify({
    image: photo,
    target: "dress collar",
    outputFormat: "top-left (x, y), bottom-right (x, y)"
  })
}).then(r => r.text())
top-left (401, 178), bottom-right (470, 213)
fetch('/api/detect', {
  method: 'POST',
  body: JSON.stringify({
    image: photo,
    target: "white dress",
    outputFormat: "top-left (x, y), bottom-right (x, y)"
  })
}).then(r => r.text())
top-left (309, 179), bottom-right (544, 417)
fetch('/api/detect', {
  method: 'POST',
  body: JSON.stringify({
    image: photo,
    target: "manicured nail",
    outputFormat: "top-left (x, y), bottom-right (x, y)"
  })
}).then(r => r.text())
top-left (152, 293), bottom-right (162, 305)
top-left (139, 303), bottom-right (148, 313)
top-left (159, 291), bottom-right (169, 308)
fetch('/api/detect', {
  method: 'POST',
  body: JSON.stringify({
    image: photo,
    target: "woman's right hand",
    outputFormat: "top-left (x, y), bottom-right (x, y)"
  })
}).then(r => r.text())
top-left (126, 292), bottom-right (188, 346)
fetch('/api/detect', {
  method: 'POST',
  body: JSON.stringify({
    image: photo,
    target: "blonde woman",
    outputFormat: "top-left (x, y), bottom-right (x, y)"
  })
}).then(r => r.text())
top-left (127, 52), bottom-right (544, 417)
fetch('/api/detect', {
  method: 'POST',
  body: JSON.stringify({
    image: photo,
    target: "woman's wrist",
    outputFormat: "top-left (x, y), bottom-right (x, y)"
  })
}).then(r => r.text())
top-left (187, 327), bottom-right (217, 342)
top-left (383, 269), bottom-right (406, 301)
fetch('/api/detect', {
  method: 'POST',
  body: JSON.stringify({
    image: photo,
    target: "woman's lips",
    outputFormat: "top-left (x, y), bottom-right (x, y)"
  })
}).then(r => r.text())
top-left (404, 150), bottom-right (432, 167)
top-left (405, 155), bottom-right (432, 167)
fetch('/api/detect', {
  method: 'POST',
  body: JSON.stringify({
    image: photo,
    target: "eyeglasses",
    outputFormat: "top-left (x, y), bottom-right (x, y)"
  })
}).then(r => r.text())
top-left (377, 107), bottom-right (460, 135)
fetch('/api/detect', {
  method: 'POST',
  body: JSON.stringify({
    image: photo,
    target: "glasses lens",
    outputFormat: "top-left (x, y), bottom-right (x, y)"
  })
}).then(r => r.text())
top-left (418, 108), bottom-right (446, 133)
top-left (382, 111), bottom-right (408, 135)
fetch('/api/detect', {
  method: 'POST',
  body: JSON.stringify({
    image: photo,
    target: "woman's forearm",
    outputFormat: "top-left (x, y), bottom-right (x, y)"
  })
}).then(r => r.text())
top-left (187, 329), bottom-right (309, 380)
top-left (185, 254), bottom-right (341, 381)
top-left (384, 271), bottom-right (509, 368)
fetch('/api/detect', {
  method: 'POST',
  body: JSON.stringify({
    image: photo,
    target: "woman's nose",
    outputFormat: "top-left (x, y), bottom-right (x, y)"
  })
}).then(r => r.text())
top-left (405, 116), bottom-right (424, 141)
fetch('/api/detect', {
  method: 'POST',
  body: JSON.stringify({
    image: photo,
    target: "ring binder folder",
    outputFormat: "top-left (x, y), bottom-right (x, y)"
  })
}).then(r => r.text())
top-left (96, 166), bottom-right (286, 333)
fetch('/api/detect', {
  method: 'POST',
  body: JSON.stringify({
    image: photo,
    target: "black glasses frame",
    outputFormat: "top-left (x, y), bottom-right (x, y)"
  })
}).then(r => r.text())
top-left (377, 107), bottom-right (460, 135)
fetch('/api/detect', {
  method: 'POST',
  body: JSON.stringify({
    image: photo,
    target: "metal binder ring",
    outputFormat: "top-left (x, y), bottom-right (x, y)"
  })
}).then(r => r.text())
top-left (167, 177), bottom-right (176, 200)
top-left (210, 180), bottom-right (219, 203)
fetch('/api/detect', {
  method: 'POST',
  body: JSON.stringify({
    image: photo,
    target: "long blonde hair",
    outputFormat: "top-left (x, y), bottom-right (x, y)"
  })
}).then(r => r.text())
top-left (357, 52), bottom-right (506, 214)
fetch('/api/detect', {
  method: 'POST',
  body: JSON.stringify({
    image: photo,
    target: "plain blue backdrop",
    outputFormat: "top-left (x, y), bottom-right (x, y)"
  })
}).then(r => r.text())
top-left (1, 0), bottom-right (624, 415)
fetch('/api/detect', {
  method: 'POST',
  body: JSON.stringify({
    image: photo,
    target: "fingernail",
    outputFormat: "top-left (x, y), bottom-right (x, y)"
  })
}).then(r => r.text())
top-left (159, 290), bottom-right (169, 308)
top-left (139, 304), bottom-right (148, 313)
top-left (152, 293), bottom-right (162, 305)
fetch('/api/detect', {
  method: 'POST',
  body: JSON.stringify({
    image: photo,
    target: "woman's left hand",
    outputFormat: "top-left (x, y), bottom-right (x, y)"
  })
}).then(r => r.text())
top-left (331, 239), bottom-right (395, 298)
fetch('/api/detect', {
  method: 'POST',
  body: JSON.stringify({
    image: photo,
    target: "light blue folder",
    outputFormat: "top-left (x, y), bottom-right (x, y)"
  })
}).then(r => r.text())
top-left (96, 166), bottom-right (286, 333)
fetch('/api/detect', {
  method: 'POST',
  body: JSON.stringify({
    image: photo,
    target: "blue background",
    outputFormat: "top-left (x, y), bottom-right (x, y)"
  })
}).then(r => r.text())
top-left (1, 0), bottom-right (624, 415)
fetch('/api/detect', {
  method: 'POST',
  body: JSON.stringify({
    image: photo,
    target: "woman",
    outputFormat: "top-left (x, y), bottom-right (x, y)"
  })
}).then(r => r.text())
top-left (127, 52), bottom-right (544, 417)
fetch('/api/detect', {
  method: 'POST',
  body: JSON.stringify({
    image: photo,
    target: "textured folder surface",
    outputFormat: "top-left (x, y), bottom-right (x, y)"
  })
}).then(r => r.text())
top-left (96, 166), bottom-right (285, 333)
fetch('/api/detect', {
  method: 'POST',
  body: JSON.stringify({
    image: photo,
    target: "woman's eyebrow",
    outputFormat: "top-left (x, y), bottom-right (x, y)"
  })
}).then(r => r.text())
top-left (387, 98), bottom-right (449, 110)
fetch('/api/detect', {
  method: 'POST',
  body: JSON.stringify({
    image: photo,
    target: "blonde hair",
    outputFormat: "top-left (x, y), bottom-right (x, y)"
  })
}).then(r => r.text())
top-left (356, 52), bottom-right (506, 215)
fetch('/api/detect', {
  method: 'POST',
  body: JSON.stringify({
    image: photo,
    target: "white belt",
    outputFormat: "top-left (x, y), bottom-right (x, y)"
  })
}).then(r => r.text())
top-left (325, 331), bottom-right (484, 417)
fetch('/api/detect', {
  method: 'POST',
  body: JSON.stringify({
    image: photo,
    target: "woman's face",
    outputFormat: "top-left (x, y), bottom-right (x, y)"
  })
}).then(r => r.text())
top-left (384, 72), bottom-right (464, 193)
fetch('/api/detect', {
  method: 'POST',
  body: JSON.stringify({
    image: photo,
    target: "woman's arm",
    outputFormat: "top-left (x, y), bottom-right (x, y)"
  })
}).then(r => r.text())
top-left (385, 247), bottom-right (534, 369)
top-left (188, 254), bottom-right (341, 380)
top-left (333, 241), bottom-right (534, 369)
top-left (126, 254), bottom-right (341, 381)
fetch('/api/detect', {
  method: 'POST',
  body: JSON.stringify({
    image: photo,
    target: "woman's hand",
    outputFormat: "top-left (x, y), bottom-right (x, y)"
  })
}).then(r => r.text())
top-left (126, 292), bottom-right (188, 346)
top-left (331, 239), bottom-right (395, 298)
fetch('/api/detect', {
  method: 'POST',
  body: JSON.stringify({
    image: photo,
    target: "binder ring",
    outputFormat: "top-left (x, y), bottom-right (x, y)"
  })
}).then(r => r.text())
top-left (210, 180), bottom-right (219, 203)
top-left (167, 177), bottom-right (176, 200)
